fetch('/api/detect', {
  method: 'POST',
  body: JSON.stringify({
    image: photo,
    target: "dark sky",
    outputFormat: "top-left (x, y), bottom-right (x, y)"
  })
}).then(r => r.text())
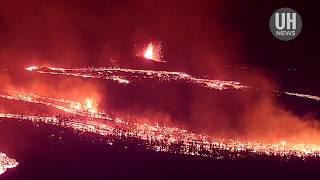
top-left (0, 0), bottom-right (319, 90)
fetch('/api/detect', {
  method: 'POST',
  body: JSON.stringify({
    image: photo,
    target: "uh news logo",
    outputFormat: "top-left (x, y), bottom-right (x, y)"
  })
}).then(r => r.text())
top-left (269, 8), bottom-right (302, 41)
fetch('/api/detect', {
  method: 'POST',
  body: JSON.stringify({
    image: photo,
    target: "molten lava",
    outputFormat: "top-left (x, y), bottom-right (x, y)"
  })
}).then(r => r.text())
top-left (25, 66), bottom-right (39, 71)
top-left (0, 153), bottom-right (18, 176)
top-left (1, 90), bottom-right (320, 159)
top-left (83, 98), bottom-right (97, 113)
top-left (144, 43), bottom-right (154, 60)
top-left (24, 65), bottom-right (320, 102)
top-left (141, 42), bottom-right (166, 62)
top-left (2, 66), bottom-right (320, 160)
top-left (25, 66), bottom-right (247, 90)
top-left (0, 90), bottom-right (110, 120)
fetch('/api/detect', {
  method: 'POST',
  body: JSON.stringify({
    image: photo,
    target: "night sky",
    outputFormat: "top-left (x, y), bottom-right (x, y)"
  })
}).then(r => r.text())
top-left (0, 1), bottom-right (318, 72)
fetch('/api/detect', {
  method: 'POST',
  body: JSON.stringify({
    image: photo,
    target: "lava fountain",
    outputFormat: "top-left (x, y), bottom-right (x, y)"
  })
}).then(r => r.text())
top-left (144, 43), bottom-right (154, 60)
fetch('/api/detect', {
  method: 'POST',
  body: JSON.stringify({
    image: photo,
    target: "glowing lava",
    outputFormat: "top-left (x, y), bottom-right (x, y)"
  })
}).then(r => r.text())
top-left (1, 90), bottom-right (320, 159)
top-left (140, 41), bottom-right (165, 62)
top-left (285, 92), bottom-right (320, 101)
top-left (6, 66), bottom-right (320, 160)
top-left (25, 66), bottom-right (39, 71)
top-left (70, 102), bottom-right (82, 110)
top-left (144, 43), bottom-right (154, 60)
top-left (83, 98), bottom-right (97, 113)
top-left (25, 66), bottom-right (320, 102)
top-left (0, 90), bottom-right (111, 120)
top-left (69, 99), bottom-right (98, 113)
top-left (0, 153), bottom-right (18, 176)
top-left (25, 66), bottom-right (247, 90)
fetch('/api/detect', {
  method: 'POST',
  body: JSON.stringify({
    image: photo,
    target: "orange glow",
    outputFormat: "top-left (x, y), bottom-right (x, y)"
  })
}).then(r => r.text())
top-left (144, 43), bottom-right (154, 60)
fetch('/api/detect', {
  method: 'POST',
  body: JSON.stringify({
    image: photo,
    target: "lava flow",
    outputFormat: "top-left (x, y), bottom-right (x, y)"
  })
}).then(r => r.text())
top-left (285, 92), bottom-right (320, 101)
top-left (1, 90), bottom-right (320, 160)
top-left (25, 66), bottom-right (247, 90)
top-left (25, 66), bottom-right (320, 102)
top-left (0, 90), bottom-right (111, 120)
top-left (0, 153), bottom-right (18, 176)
